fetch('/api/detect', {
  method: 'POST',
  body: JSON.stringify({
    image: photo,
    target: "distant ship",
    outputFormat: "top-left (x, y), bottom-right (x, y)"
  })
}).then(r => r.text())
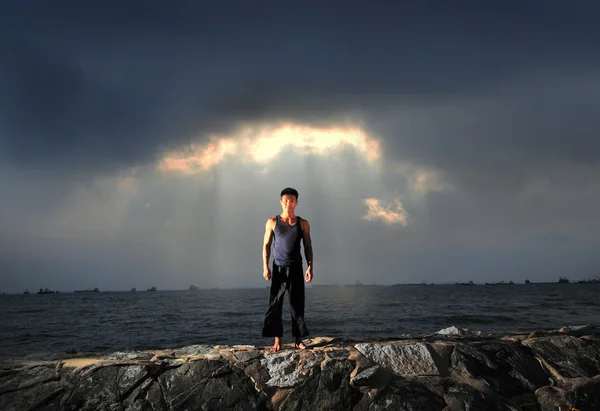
top-left (394, 281), bottom-right (435, 286)
top-left (74, 287), bottom-right (99, 293)
top-left (131, 287), bottom-right (136, 292)
top-left (23, 289), bottom-right (30, 295)
top-left (576, 276), bottom-right (600, 284)
top-left (37, 288), bottom-right (59, 294)
top-left (147, 286), bottom-right (157, 292)
top-left (344, 281), bottom-right (377, 287)
top-left (558, 277), bottom-right (570, 284)
top-left (457, 281), bottom-right (475, 286)
top-left (188, 284), bottom-right (198, 290)
top-left (485, 281), bottom-right (514, 286)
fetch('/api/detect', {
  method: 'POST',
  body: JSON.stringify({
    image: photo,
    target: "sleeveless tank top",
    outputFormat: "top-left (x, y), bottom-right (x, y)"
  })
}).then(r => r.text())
top-left (272, 215), bottom-right (303, 266)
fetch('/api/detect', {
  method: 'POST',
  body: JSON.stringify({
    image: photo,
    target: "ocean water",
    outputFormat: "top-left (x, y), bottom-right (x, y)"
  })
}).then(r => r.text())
top-left (1, 283), bottom-right (599, 358)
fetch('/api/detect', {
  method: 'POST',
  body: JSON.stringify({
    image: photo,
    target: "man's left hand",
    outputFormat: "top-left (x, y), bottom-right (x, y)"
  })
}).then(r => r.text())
top-left (305, 267), bottom-right (313, 283)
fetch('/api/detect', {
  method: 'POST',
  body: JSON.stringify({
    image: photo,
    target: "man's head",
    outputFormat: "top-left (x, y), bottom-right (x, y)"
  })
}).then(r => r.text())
top-left (280, 187), bottom-right (299, 213)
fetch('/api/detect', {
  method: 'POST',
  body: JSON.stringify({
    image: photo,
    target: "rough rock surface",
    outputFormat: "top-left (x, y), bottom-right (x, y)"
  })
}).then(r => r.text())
top-left (2, 329), bottom-right (600, 410)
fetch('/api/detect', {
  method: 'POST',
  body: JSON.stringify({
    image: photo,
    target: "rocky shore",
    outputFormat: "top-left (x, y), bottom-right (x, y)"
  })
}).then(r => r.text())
top-left (2, 326), bottom-right (600, 411)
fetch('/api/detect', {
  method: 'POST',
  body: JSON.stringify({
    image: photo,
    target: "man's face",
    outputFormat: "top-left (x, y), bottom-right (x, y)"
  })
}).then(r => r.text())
top-left (280, 194), bottom-right (298, 213)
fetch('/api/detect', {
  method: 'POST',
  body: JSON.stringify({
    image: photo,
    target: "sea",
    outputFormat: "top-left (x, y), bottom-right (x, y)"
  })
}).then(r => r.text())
top-left (1, 283), bottom-right (599, 359)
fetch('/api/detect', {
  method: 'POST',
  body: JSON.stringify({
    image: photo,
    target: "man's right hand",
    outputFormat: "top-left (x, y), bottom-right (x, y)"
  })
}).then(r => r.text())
top-left (263, 267), bottom-right (272, 281)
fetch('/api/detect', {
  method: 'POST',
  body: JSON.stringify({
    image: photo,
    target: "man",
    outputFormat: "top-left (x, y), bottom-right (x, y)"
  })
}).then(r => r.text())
top-left (262, 187), bottom-right (313, 352)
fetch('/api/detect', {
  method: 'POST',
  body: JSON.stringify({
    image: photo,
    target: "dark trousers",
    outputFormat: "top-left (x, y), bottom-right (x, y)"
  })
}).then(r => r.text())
top-left (262, 262), bottom-right (310, 338)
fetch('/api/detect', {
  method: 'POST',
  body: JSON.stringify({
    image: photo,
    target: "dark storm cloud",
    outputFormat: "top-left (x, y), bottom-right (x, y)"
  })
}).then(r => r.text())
top-left (1, 1), bottom-right (599, 173)
top-left (371, 70), bottom-right (600, 191)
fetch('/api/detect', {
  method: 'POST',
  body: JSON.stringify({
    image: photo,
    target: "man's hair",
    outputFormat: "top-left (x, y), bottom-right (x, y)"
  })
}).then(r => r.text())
top-left (280, 187), bottom-right (299, 200)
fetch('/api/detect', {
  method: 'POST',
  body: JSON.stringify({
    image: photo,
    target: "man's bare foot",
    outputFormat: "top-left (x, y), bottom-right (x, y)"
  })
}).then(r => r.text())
top-left (270, 337), bottom-right (281, 353)
top-left (295, 338), bottom-right (307, 350)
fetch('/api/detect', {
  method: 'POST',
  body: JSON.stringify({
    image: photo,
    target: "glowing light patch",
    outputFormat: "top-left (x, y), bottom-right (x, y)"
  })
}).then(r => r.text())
top-left (159, 124), bottom-right (380, 173)
top-left (362, 198), bottom-right (408, 226)
top-left (395, 163), bottom-right (452, 195)
top-left (116, 175), bottom-right (139, 195)
top-left (411, 169), bottom-right (451, 195)
top-left (160, 138), bottom-right (238, 173)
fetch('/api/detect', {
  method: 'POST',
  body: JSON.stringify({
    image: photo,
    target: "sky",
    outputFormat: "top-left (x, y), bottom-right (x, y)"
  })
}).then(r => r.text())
top-left (1, 1), bottom-right (600, 292)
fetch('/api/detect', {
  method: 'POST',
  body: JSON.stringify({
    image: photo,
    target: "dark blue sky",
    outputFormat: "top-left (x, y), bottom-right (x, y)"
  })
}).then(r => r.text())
top-left (1, 1), bottom-right (599, 292)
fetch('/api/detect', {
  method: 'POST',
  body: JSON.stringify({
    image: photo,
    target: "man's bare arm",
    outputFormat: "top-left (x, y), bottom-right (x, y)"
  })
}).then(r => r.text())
top-left (263, 218), bottom-right (275, 270)
top-left (302, 219), bottom-right (313, 271)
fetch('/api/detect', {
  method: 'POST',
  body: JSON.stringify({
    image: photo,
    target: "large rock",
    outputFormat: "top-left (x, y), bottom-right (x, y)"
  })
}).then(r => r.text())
top-left (451, 341), bottom-right (549, 397)
top-left (277, 359), bottom-right (361, 411)
top-left (159, 359), bottom-right (264, 410)
top-left (569, 379), bottom-right (600, 411)
top-left (523, 335), bottom-right (600, 379)
top-left (351, 365), bottom-right (394, 389)
top-left (62, 364), bottom-right (149, 410)
top-left (259, 349), bottom-right (326, 390)
top-left (368, 378), bottom-right (446, 411)
top-left (354, 342), bottom-right (445, 376)
top-left (0, 365), bottom-right (63, 411)
top-left (0, 364), bottom-right (61, 395)
top-left (443, 381), bottom-right (518, 411)
top-left (173, 344), bottom-right (218, 357)
top-left (1, 329), bottom-right (600, 410)
top-left (536, 379), bottom-right (600, 411)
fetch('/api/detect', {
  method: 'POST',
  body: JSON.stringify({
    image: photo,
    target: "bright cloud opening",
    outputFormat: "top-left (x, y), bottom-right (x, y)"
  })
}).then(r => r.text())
top-left (362, 198), bottom-right (408, 226)
top-left (159, 123), bottom-right (380, 173)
